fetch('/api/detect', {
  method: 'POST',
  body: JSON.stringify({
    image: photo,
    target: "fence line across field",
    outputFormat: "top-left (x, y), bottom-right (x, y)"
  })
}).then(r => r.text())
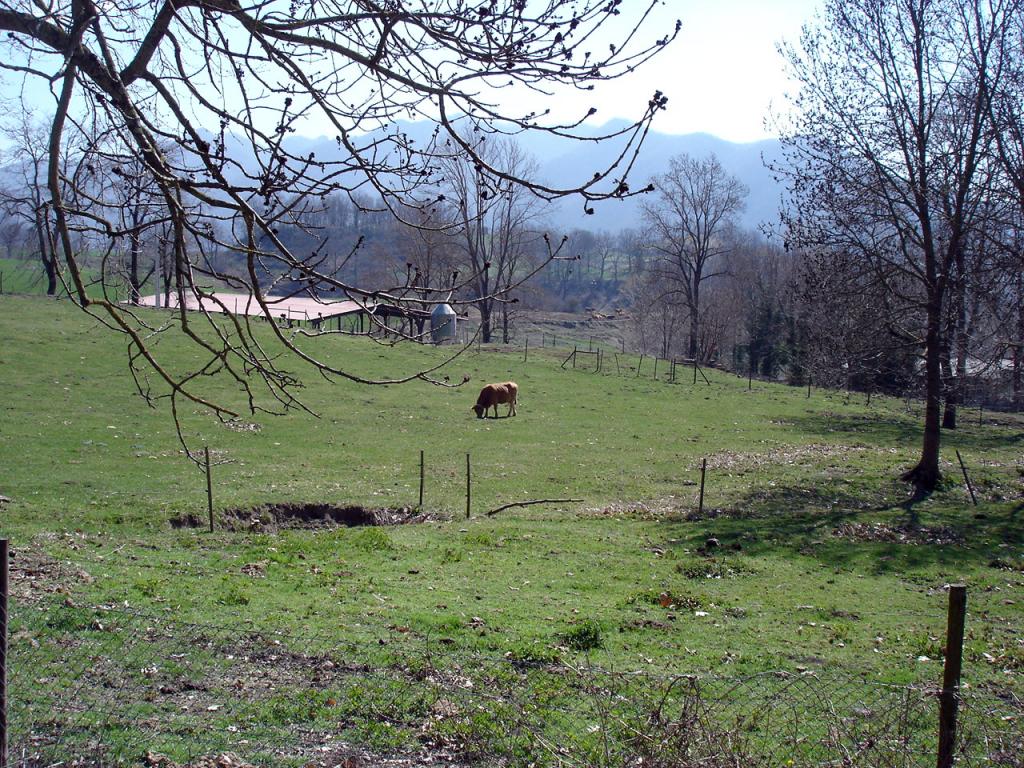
top-left (8, 545), bottom-right (987, 629)
top-left (2, 544), bottom-right (1021, 767)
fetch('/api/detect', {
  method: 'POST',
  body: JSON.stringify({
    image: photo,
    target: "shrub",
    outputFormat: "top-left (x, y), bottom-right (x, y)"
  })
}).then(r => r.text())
top-left (562, 619), bottom-right (603, 651)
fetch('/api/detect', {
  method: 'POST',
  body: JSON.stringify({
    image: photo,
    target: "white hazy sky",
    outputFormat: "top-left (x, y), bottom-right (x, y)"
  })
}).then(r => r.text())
top-left (566, 0), bottom-right (823, 142)
top-left (0, 0), bottom-right (822, 145)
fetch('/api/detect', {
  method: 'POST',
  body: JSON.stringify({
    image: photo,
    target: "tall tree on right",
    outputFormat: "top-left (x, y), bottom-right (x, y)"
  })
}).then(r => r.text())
top-left (988, 8), bottom-right (1024, 409)
top-left (777, 0), bottom-right (1018, 492)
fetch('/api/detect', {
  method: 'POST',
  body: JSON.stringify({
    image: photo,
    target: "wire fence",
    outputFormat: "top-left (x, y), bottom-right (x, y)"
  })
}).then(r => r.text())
top-left (3, 594), bottom-right (1021, 768)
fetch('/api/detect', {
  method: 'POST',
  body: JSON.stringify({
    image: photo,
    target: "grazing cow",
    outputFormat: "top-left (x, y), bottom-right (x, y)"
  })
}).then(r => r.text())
top-left (473, 381), bottom-right (518, 419)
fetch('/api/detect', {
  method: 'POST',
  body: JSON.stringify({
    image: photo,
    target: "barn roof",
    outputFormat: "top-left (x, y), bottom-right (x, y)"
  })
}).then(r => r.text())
top-left (135, 290), bottom-right (432, 321)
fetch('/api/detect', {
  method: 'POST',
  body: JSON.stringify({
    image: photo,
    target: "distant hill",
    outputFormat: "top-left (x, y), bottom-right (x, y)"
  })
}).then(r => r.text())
top-left (281, 120), bottom-right (785, 234)
top-left (527, 122), bottom-right (785, 233)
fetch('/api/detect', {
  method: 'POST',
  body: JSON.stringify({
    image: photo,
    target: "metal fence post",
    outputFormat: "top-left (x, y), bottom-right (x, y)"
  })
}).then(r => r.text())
top-left (205, 447), bottom-right (214, 533)
top-left (937, 584), bottom-right (967, 768)
top-left (465, 454), bottom-right (471, 519)
top-left (1, 538), bottom-right (8, 768)
top-left (698, 459), bottom-right (707, 517)
top-left (955, 451), bottom-right (978, 506)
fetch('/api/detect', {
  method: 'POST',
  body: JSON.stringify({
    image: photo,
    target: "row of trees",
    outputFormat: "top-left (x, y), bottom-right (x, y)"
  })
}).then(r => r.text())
top-left (3, 109), bottom-right (1016, 415)
top-left (0, 123), bottom-right (784, 369)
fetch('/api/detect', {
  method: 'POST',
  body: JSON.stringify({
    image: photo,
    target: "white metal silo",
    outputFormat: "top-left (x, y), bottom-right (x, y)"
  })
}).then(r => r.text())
top-left (430, 303), bottom-right (457, 344)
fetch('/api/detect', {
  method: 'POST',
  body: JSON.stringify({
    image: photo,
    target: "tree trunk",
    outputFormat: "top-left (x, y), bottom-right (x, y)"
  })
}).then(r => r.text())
top-left (1015, 274), bottom-right (1023, 411)
top-left (34, 214), bottom-right (57, 296)
top-left (479, 300), bottom-right (492, 343)
top-left (688, 302), bottom-right (699, 361)
top-left (129, 234), bottom-right (142, 304)
top-left (943, 247), bottom-right (969, 429)
top-left (1014, 346), bottom-right (1022, 411)
top-left (903, 298), bottom-right (943, 491)
top-left (941, 342), bottom-right (957, 430)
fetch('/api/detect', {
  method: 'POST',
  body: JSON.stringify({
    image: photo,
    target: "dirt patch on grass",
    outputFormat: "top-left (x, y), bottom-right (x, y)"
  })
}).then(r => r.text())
top-left (142, 743), bottom-right (475, 767)
top-left (7, 541), bottom-right (91, 605)
top-left (586, 499), bottom-right (685, 520)
top-left (171, 503), bottom-right (438, 532)
top-left (705, 443), bottom-right (871, 473)
top-left (832, 522), bottom-right (963, 546)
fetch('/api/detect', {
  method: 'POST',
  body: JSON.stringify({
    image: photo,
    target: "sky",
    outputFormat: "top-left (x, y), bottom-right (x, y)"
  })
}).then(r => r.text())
top-left (564, 0), bottom-right (823, 143)
top-left (0, 0), bottom-right (823, 146)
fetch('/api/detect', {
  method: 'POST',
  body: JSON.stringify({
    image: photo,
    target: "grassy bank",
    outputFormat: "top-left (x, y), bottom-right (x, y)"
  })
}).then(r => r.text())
top-left (1, 294), bottom-right (1021, 763)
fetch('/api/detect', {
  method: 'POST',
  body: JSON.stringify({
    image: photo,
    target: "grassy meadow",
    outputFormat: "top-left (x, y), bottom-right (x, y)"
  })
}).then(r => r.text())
top-left (0, 293), bottom-right (1021, 762)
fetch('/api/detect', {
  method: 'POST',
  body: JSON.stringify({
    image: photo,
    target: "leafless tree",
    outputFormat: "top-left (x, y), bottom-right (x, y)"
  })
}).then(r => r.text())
top-left (0, 0), bottom-right (677, 442)
top-left (776, 0), bottom-right (1018, 491)
top-left (0, 210), bottom-right (27, 262)
top-left (441, 136), bottom-right (546, 343)
top-left (642, 153), bottom-right (747, 362)
top-left (0, 117), bottom-right (62, 295)
top-left (988, 9), bottom-right (1024, 408)
top-left (386, 204), bottom-right (461, 339)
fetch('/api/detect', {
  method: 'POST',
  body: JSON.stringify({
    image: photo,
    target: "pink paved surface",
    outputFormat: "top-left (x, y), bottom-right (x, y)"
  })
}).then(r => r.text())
top-left (135, 291), bottom-right (367, 320)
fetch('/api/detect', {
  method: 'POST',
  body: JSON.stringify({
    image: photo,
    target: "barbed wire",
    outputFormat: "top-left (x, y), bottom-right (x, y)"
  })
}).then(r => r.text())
top-left (3, 598), bottom-right (1021, 768)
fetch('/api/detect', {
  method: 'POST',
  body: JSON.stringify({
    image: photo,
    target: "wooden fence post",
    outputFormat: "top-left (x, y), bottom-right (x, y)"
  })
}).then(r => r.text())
top-left (523, 337), bottom-right (528, 363)
top-left (937, 584), bottom-right (967, 768)
top-left (1, 538), bottom-right (8, 768)
top-left (465, 454), bottom-right (472, 519)
top-left (419, 450), bottom-right (425, 508)
top-left (205, 447), bottom-right (214, 533)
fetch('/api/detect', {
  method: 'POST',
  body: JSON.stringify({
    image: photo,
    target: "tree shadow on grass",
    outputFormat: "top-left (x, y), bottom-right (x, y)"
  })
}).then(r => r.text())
top-left (666, 479), bottom-right (1023, 576)
top-left (790, 412), bottom-right (1024, 454)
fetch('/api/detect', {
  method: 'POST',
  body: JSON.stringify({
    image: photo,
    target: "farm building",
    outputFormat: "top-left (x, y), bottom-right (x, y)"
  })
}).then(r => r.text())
top-left (134, 290), bottom-right (466, 339)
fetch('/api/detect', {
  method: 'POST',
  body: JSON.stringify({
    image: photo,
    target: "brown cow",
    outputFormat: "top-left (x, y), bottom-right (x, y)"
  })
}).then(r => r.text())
top-left (473, 381), bottom-right (518, 419)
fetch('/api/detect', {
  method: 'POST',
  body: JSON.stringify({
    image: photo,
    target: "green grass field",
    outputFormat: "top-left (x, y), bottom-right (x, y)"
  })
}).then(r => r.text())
top-left (1, 294), bottom-right (1021, 764)
top-left (0, 257), bottom-right (53, 295)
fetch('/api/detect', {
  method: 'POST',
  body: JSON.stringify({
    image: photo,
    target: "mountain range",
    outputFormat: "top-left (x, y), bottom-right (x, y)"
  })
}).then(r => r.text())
top-left (0, 120), bottom-right (784, 236)
top-left (284, 120), bottom-right (786, 234)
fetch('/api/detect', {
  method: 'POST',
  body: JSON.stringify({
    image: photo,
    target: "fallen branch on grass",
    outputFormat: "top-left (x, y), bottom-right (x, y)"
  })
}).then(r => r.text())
top-left (485, 498), bottom-right (584, 517)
